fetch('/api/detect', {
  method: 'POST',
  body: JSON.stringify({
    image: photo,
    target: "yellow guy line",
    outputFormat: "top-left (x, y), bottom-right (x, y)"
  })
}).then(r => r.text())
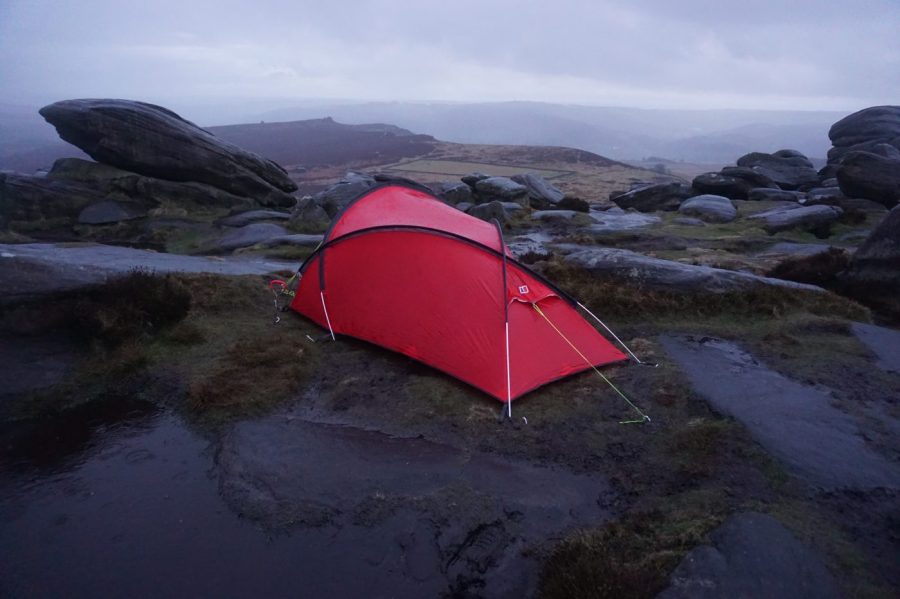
top-left (532, 303), bottom-right (650, 424)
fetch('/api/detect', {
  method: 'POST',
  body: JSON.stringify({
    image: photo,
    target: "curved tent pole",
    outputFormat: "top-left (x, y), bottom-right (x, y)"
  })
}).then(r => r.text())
top-left (576, 302), bottom-right (656, 367)
top-left (492, 219), bottom-right (512, 419)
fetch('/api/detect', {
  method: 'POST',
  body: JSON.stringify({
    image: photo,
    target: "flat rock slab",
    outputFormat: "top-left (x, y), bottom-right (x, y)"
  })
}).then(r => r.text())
top-left (218, 417), bottom-right (612, 595)
top-left (565, 248), bottom-right (823, 294)
top-left (215, 223), bottom-right (287, 252)
top-left (851, 322), bottom-right (900, 373)
top-left (258, 234), bottom-right (324, 248)
top-left (678, 194), bottom-right (737, 223)
top-left (658, 512), bottom-right (842, 599)
top-left (0, 243), bottom-right (294, 303)
top-left (753, 204), bottom-right (843, 234)
top-left (757, 242), bottom-right (834, 258)
top-left (661, 335), bottom-right (900, 489)
top-left (219, 210), bottom-right (290, 227)
top-left (588, 209), bottom-right (661, 232)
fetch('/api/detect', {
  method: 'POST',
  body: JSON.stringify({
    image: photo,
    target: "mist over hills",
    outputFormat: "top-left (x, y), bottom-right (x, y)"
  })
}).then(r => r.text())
top-left (257, 101), bottom-right (842, 163)
top-left (0, 99), bottom-right (844, 173)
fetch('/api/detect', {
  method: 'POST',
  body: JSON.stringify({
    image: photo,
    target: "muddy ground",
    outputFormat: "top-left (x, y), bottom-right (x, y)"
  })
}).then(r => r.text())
top-left (1, 254), bottom-right (898, 598)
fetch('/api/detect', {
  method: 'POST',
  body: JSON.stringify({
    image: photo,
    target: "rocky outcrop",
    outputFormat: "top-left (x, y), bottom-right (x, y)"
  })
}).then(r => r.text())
top-left (678, 194), bottom-right (736, 223)
top-left (804, 187), bottom-right (844, 204)
top-left (531, 210), bottom-right (581, 223)
top-left (565, 247), bottom-right (822, 294)
top-left (747, 188), bottom-right (805, 202)
top-left (473, 177), bottom-right (529, 207)
top-left (611, 182), bottom-right (692, 212)
top-left (835, 151), bottom-right (900, 208)
top-left (461, 172), bottom-right (490, 187)
top-left (467, 200), bottom-right (513, 224)
top-left (219, 210), bottom-right (290, 227)
top-left (1, 157), bottom-right (259, 230)
top-left (0, 170), bottom-right (107, 223)
top-left (750, 204), bottom-right (843, 235)
top-left (440, 181), bottom-right (473, 205)
top-left (289, 196), bottom-right (332, 233)
top-left (510, 173), bottom-right (565, 208)
top-left (719, 166), bottom-right (778, 190)
top-left (827, 105), bottom-right (900, 164)
top-left (257, 233), bottom-right (323, 248)
top-left (691, 173), bottom-right (753, 200)
top-left (658, 512), bottom-right (841, 599)
top-left (839, 205), bottom-right (900, 318)
top-left (40, 99), bottom-right (297, 207)
top-left (311, 172), bottom-right (377, 217)
top-left (736, 150), bottom-right (820, 190)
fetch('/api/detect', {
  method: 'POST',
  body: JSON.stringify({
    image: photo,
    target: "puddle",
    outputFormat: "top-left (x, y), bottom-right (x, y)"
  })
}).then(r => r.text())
top-left (1, 402), bottom-right (611, 597)
top-left (852, 322), bottom-right (900, 374)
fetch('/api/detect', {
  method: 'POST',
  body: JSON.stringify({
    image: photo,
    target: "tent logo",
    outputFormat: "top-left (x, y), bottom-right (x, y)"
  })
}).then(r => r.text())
top-left (518, 285), bottom-right (529, 294)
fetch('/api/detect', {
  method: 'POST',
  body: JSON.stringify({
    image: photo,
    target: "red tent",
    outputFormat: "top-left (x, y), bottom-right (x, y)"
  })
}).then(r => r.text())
top-left (289, 182), bottom-right (627, 410)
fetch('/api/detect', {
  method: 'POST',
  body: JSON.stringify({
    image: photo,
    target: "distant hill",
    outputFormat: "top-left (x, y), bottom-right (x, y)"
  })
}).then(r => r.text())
top-left (206, 117), bottom-right (436, 168)
top-left (257, 101), bottom-right (842, 163)
top-left (0, 100), bottom-right (844, 174)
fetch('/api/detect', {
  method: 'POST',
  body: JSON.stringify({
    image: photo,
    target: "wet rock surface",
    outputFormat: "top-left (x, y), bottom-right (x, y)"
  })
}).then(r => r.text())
top-left (219, 210), bottom-right (290, 227)
top-left (827, 105), bottom-right (900, 163)
top-left (751, 204), bottom-right (843, 234)
top-left (213, 222), bottom-right (288, 252)
top-left (836, 151), bottom-right (900, 208)
top-left (678, 194), bottom-right (736, 223)
top-left (78, 200), bottom-right (148, 224)
top-left (661, 335), bottom-right (900, 489)
top-left (736, 149), bottom-right (820, 190)
top-left (839, 205), bottom-right (900, 317)
top-left (439, 181), bottom-right (473, 205)
top-left (851, 322), bottom-right (900, 374)
top-left (0, 243), bottom-right (293, 302)
top-left (658, 512), bottom-right (842, 599)
top-left (510, 172), bottom-right (565, 207)
top-left (587, 208), bottom-right (661, 232)
top-left (611, 182), bottom-right (691, 212)
top-left (473, 176), bottom-right (529, 207)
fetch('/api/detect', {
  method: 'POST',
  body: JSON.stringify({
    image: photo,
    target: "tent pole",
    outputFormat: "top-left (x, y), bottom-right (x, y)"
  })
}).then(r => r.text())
top-left (577, 301), bottom-right (646, 365)
top-left (320, 291), bottom-right (336, 341)
top-left (505, 320), bottom-right (512, 419)
top-left (493, 218), bottom-right (513, 419)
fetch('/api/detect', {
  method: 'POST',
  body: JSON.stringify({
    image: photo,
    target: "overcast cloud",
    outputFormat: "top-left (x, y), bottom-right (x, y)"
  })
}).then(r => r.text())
top-left (1, 0), bottom-right (898, 111)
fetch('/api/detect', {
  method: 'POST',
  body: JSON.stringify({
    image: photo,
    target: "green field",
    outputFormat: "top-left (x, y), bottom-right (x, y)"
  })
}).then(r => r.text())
top-left (382, 159), bottom-right (570, 179)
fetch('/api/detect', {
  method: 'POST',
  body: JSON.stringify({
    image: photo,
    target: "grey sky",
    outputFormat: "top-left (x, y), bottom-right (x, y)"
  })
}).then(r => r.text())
top-left (1, 0), bottom-right (898, 111)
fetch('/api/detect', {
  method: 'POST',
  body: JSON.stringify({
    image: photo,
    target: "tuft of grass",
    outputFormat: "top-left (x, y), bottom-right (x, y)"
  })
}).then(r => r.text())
top-left (186, 331), bottom-right (316, 422)
top-left (766, 248), bottom-right (851, 287)
top-left (72, 269), bottom-right (192, 347)
top-left (538, 260), bottom-right (869, 324)
top-left (669, 418), bottom-right (732, 479)
top-left (539, 492), bottom-right (727, 599)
